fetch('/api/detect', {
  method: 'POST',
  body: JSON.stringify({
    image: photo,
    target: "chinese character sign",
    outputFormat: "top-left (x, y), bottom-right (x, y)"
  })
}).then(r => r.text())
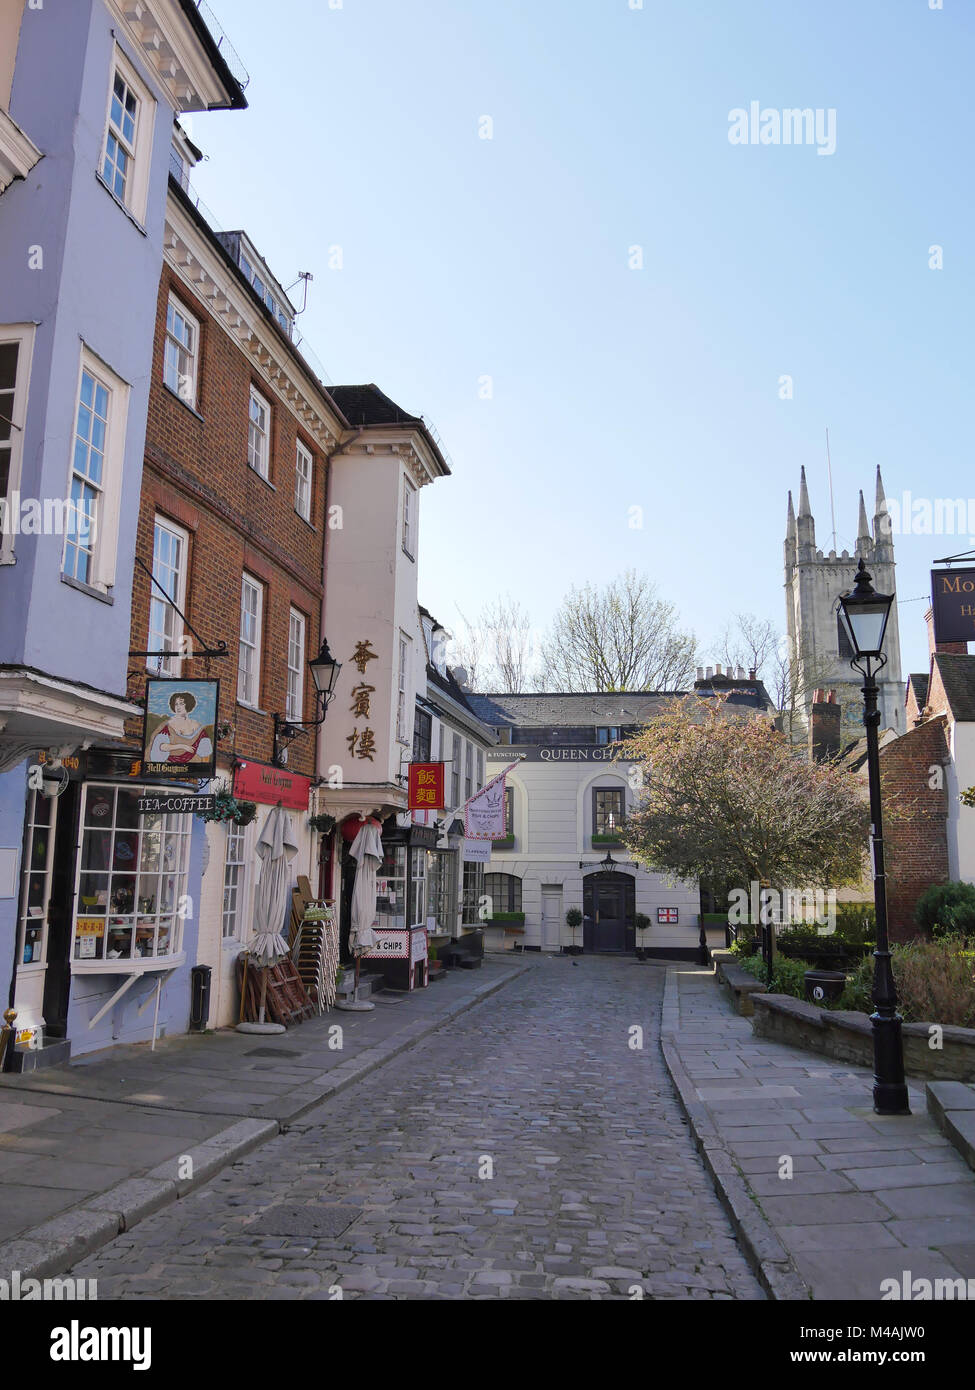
top-left (408, 762), bottom-right (445, 810)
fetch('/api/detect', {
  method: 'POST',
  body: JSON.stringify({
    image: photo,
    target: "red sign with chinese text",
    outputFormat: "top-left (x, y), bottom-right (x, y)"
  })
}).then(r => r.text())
top-left (232, 760), bottom-right (312, 811)
top-left (408, 762), bottom-right (445, 810)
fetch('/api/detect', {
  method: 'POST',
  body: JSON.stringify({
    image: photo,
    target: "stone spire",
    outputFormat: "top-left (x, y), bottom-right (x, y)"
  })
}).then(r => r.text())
top-left (856, 489), bottom-right (870, 555)
top-left (785, 490), bottom-right (797, 567)
top-left (796, 466), bottom-right (816, 559)
top-left (873, 466), bottom-right (892, 557)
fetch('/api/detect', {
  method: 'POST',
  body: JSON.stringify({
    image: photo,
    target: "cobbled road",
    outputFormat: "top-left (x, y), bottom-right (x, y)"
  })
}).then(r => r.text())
top-left (73, 957), bottom-right (764, 1300)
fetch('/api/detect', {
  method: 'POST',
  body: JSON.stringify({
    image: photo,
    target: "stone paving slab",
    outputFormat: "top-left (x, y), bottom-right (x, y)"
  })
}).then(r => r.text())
top-left (662, 966), bottom-right (975, 1301)
top-left (0, 959), bottom-right (527, 1263)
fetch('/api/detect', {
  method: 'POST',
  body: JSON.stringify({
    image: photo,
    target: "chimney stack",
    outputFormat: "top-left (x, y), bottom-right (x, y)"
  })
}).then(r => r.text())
top-left (809, 690), bottom-right (841, 763)
top-left (695, 666), bottom-right (704, 681)
top-left (925, 606), bottom-right (968, 658)
top-left (705, 666), bottom-right (713, 680)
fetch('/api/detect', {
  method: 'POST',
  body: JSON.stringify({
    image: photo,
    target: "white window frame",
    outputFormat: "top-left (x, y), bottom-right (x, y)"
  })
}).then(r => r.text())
top-left (222, 820), bottom-right (249, 941)
top-left (100, 46), bottom-right (154, 223)
top-left (70, 783), bottom-right (190, 973)
top-left (247, 385), bottom-right (271, 479)
top-left (238, 573), bottom-right (263, 708)
top-left (287, 607), bottom-right (305, 722)
top-left (163, 295), bottom-right (199, 408)
top-left (146, 515), bottom-right (188, 677)
top-left (396, 632), bottom-right (411, 743)
top-left (402, 475), bottom-right (417, 558)
top-left (465, 741), bottom-right (473, 801)
top-left (0, 323), bottom-right (35, 566)
top-left (294, 439), bottom-right (312, 522)
top-left (62, 347), bottom-right (128, 593)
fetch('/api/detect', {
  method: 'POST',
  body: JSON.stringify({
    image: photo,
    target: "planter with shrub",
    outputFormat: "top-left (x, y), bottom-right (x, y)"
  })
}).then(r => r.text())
top-left (565, 907), bottom-right (583, 955)
top-left (634, 911), bottom-right (651, 960)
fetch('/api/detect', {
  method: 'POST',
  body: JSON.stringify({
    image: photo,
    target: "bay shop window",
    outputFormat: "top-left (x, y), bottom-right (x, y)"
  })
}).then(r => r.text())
top-left (71, 784), bottom-right (191, 970)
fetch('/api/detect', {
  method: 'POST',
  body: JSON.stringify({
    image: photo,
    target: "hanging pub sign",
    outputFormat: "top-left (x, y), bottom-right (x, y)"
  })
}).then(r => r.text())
top-left (408, 762), bottom-right (445, 810)
top-left (142, 679), bottom-right (219, 782)
top-left (931, 567), bottom-right (975, 645)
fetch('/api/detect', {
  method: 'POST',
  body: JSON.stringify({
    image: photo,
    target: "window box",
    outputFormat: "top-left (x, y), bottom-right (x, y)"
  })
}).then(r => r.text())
top-left (492, 835), bottom-right (515, 850)
top-left (489, 911), bottom-right (525, 927)
top-left (591, 833), bottom-right (624, 847)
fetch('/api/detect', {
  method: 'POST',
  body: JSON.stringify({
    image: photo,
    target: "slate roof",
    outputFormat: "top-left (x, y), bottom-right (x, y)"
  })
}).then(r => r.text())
top-left (466, 692), bottom-right (675, 730)
top-left (933, 653), bottom-right (975, 722)
top-left (327, 384), bottom-right (423, 429)
top-left (908, 673), bottom-right (929, 708)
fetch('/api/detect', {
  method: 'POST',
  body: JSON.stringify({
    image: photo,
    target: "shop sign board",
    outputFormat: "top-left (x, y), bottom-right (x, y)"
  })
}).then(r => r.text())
top-left (137, 794), bottom-right (215, 815)
top-left (232, 759), bottom-right (312, 811)
top-left (363, 929), bottom-right (410, 960)
top-left (931, 567), bottom-right (975, 644)
top-left (142, 679), bottom-right (219, 781)
top-left (408, 762), bottom-right (445, 810)
top-left (463, 838), bottom-right (491, 863)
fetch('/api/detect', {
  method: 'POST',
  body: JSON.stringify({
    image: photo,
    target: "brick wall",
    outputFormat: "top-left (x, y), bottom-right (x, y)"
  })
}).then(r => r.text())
top-left (879, 715), bottom-right (950, 940)
top-left (124, 265), bottom-right (328, 780)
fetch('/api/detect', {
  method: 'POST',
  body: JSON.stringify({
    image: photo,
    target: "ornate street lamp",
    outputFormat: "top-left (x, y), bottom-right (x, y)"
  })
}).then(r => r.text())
top-left (600, 849), bottom-right (618, 872)
top-left (837, 559), bottom-right (910, 1115)
top-left (273, 638), bottom-right (342, 767)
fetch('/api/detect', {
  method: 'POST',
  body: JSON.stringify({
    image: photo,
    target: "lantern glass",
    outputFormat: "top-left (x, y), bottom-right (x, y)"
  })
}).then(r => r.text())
top-left (309, 639), bottom-right (341, 698)
top-left (838, 562), bottom-right (894, 659)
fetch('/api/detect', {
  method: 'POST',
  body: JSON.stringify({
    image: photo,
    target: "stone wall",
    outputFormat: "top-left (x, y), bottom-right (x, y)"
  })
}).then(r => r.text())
top-left (751, 993), bottom-right (975, 1082)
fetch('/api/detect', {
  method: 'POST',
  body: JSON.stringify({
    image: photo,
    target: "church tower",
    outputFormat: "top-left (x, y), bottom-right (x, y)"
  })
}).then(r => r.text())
top-left (784, 467), bottom-right (904, 735)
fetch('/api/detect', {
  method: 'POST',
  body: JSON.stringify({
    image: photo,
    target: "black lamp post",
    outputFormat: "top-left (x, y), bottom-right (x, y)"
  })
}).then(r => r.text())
top-left (273, 638), bottom-right (342, 766)
top-left (837, 559), bottom-right (910, 1116)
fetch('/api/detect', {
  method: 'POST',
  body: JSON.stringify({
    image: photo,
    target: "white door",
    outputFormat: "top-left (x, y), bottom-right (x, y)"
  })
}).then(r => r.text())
top-left (541, 887), bottom-right (562, 951)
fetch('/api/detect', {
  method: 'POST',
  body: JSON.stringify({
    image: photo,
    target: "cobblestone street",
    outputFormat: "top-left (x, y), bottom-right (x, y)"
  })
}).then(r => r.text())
top-left (71, 957), bottom-right (764, 1300)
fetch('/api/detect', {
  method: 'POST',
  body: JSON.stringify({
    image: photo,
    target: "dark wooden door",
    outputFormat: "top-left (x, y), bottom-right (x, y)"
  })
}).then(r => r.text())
top-left (583, 873), bottom-right (635, 953)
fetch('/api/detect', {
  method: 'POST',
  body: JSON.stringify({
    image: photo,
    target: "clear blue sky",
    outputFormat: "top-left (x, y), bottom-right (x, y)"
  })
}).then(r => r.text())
top-left (185, 0), bottom-right (974, 682)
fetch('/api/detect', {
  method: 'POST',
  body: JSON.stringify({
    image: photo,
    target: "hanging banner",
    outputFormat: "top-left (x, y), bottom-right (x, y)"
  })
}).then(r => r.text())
top-left (464, 762), bottom-right (519, 840)
top-left (143, 679), bottom-right (219, 782)
top-left (408, 762), bottom-right (445, 810)
top-left (463, 838), bottom-right (491, 863)
top-left (931, 567), bottom-right (975, 645)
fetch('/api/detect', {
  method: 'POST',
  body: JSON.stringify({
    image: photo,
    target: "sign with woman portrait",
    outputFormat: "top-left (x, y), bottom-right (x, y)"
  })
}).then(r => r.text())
top-left (142, 679), bottom-right (219, 781)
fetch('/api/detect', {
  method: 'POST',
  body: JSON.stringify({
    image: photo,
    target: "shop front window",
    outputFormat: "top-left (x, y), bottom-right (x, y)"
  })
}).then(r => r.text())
top-left (17, 791), bottom-right (56, 967)
top-left (72, 784), bottom-right (191, 968)
top-left (376, 844), bottom-right (407, 929)
top-left (425, 850), bottom-right (456, 934)
top-left (462, 861), bottom-right (484, 925)
top-left (410, 849), bottom-right (426, 927)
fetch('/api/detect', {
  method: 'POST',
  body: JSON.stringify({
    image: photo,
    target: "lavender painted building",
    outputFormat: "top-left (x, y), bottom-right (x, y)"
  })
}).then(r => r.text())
top-left (0, 0), bottom-right (245, 1063)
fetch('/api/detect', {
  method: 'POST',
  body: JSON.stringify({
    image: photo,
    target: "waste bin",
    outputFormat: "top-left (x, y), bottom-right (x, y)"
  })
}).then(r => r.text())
top-left (190, 964), bottom-right (212, 1032)
top-left (804, 968), bottom-right (846, 1004)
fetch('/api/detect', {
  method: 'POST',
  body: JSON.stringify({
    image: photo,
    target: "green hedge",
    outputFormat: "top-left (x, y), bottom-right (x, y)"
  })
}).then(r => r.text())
top-left (489, 911), bottom-right (525, 926)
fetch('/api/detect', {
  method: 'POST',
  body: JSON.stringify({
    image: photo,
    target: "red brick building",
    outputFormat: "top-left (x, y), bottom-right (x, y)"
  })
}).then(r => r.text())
top-left (124, 134), bottom-right (347, 1025)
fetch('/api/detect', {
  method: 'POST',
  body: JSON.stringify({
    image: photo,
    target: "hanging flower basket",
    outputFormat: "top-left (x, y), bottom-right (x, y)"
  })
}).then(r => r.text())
top-left (196, 789), bottom-right (258, 826)
top-left (308, 812), bottom-right (336, 834)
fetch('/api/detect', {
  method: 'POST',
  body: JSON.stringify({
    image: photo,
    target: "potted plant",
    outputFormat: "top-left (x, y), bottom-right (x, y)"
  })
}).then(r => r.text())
top-left (565, 907), bottom-right (583, 955)
top-left (308, 812), bottom-right (336, 835)
top-left (634, 912), bottom-right (651, 961)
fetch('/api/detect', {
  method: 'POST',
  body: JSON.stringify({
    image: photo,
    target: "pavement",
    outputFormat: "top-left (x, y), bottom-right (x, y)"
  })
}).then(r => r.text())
top-left (0, 958), bottom-right (528, 1279)
top-left (661, 965), bottom-right (975, 1300)
top-left (67, 955), bottom-right (764, 1300)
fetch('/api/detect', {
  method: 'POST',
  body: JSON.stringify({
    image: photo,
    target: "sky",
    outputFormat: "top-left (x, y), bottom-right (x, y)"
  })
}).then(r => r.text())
top-left (183, 0), bottom-right (974, 683)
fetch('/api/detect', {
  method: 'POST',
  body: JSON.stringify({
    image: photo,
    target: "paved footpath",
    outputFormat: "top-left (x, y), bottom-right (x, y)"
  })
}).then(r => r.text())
top-left (69, 957), bottom-right (764, 1300)
top-left (662, 967), bottom-right (975, 1300)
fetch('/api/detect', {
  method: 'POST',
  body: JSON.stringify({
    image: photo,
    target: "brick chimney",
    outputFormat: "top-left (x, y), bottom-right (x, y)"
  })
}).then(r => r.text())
top-left (926, 606), bottom-right (968, 658)
top-left (809, 689), bottom-right (841, 763)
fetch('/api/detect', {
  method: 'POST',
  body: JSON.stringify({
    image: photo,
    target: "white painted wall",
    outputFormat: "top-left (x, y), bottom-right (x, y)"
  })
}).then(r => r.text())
top-left (484, 754), bottom-right (700, 953)
top-left (947, 722), bottom-right (975, 885)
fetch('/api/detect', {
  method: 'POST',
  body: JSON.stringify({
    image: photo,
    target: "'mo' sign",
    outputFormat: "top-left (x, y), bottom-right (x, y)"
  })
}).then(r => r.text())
top-left (931, 568), bottom-right (975, 645)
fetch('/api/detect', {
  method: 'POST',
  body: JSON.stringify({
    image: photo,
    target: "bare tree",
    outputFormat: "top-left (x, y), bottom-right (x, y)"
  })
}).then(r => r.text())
top-left (718, 613), bottom-right (780, 679)
top-left (538, 570), bottom-right (697, 692)
top-left (451, 597), bottom-right (539, 691)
